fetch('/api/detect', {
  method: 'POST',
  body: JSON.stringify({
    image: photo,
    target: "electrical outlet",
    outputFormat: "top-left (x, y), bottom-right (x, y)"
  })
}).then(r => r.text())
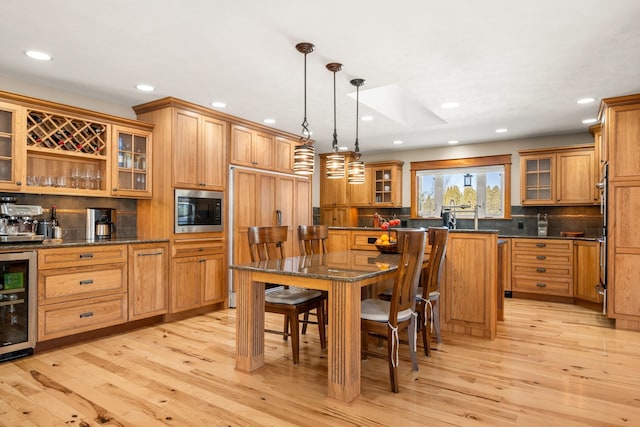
top-left (518, 220), bottom-right (524, 230)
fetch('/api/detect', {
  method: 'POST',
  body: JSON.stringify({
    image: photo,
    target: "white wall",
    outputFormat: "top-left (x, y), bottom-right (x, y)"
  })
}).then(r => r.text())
top-left (311, 132), bottom-right (593, 207)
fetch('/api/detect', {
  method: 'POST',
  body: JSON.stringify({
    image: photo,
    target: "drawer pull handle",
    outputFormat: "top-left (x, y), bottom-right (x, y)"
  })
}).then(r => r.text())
top-left (536, 283), bottom-right (547, 288)
top-left (536, 268), bottom-right (546, 273)
top-left (79, 311), bottom-right (94, 318)
top-left (79, 279), bottom-right (94, 285)
top-left (138, 252), bottom-right (163, 256)
top-left (536, 243), bottom-right (546, 248)
top-left (199, 259), bottom-right (206, 263)
top-left (79, 253), bottom-right (94, 259)
top-left (536, 255), bottom-right (546, 260)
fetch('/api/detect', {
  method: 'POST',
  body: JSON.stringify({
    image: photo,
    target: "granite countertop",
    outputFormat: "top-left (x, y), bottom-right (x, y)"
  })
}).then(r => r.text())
top-left (0, 237), bottom-right (169, 251)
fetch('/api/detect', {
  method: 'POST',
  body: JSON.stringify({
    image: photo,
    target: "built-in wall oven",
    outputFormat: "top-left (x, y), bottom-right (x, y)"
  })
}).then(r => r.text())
top-left (0, 251), bottom-right (36, 362)
top-left (175, 189), bottom-right (223, 233)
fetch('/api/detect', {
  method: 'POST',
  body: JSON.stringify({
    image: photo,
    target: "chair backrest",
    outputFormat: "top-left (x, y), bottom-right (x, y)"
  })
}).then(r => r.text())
top-left (388, 229), bottom-right (426, 326)
top-left (247, 226), bottom-right (288, 262)
top-left (298, 224), bottom-right (329, 255)
top-left (422, 227), bottom-right (449, 297)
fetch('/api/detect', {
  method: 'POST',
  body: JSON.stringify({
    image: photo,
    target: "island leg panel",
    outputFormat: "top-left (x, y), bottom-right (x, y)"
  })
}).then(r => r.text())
top-left (235, 270), bottom-right (265, 372)
top-left (327, 279), bottom-right (361, 403)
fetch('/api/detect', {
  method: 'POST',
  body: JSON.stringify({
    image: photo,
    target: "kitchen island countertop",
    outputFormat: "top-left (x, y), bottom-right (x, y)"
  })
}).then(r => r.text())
top-left (0, 238), bottom-right (169, 251)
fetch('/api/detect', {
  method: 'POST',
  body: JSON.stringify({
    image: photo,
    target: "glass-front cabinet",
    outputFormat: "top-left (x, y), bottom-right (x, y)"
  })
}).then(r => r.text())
top-left (0, 102), bottom-right (23, 191)
top-left (113, 126), bottom-right (152, 198)
top-left (521, 154), bottom-right (554, 205)
top-left (370, 161), bottom-right (403, 207)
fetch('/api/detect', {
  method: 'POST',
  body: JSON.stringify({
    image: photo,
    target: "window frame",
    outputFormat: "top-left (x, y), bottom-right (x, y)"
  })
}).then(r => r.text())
top-left (410, 154), bottom-right (512, 219)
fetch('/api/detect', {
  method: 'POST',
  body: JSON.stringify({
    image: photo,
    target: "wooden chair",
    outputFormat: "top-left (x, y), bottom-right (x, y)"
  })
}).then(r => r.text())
top-left (361, 228), bottom-right (426, 393)
top-left (297, 225), bottom-right (329, 334)
top-left (417, 226), bottom-right (448, 357)
top-left (247, 225), bottom-right (327, 364)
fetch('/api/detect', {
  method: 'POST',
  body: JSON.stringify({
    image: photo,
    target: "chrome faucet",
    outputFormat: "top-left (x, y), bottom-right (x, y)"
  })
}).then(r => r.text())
top-left (473, 204), bottom-right (480, 230)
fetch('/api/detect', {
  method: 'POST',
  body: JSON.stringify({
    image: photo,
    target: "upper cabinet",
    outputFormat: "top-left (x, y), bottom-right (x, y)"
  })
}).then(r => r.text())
top-left (230, 124), bottom-right (275, 170)
top-left (519, 145), bottom-right (597, 205)
top-left (349, 161), bottom-right (403, 208)
top-left (0, 91), bottom-right (154, 198)
top-left (0, 101), bottom-right (23, 191)
top-left (274, 136), bottom-right (295, 173)
top-left (173, 109), bottom-right (226, 190)
top-left (589, 123), bottom-right (606, 183)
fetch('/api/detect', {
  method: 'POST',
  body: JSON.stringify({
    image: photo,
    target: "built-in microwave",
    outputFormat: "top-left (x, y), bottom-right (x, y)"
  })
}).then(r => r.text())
top-left (174, 189), bottom-right (223, 233)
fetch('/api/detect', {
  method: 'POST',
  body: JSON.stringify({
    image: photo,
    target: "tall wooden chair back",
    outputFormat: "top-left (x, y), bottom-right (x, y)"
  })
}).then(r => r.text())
top-left (423, 227), bottom-right (448, 298)
top-left (389, 229), bottom-right (427, 327)
top-left (298, 225), bottom-right (329, 255)
top-left (247, 225), bottom-right (288, 262)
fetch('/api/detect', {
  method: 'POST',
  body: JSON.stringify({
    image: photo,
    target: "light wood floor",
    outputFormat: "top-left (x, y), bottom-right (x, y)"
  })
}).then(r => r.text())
top-left (1, 298), bottom-right (639, 426)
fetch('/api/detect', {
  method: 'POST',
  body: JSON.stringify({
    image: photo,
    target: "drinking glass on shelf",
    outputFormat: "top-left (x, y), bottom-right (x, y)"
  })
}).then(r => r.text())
top-left (70, 167), bottom-right (81, 188)
top-left (82, 169), bottom-right (95, 190)
top-left (94, 169), bottom-right (102, 190)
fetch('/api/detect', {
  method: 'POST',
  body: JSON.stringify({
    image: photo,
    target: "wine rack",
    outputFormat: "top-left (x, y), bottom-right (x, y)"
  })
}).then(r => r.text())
top-left (27, 109), bottom-right (107, 156)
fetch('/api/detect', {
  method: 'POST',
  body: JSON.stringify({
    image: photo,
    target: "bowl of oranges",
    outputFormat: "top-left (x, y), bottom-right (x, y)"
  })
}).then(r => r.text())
top-left (374, 232), bottom-right (398, 253)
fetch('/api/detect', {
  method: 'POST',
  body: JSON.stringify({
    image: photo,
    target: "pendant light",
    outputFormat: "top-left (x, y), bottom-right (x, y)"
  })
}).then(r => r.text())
top-left (326, 62), bottom-right (345, 179)
top-left (348, 78), bottom-right (366, 184)
top-left (293, 42), bottom-right (316, 175)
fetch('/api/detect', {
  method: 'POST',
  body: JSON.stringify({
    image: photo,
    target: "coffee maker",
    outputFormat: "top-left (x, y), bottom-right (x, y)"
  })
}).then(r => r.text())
top-left (86, 207), bottom-right (116, 240)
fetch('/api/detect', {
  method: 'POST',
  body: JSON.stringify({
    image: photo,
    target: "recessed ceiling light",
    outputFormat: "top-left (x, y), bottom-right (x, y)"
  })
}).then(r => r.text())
top-left (135, 84), bottom-right (155, 92)
top-left (441, 102), bottom-right (460, 109)
top-left (447, 140), bottom-right (459, 145)
top-left (582, 118), bottom-right (598, 124)
top-left (25, 50), bottom-right (52, 61)
top-left (263, 118), bottom-right (276, 124)
top-left (496, 128), bottom-right (508, 133)
top-left (392, 140), bottom-right (403, 145)
top-left (360, 115), bottom-right (373, 121)
top-left (577, 97), bottom-right (595, 104)
top-left (211, 101), bottom-right (227, 108)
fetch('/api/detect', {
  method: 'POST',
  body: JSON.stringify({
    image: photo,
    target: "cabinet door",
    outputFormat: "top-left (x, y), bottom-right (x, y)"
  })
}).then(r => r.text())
top-left (277, 175), bottom-right (296, 256)
top-left (0, 101), bottom-right (24, 190)
top-left (521, 154), bottom-right (554, 205)
top-left (274, 137), bottom-right (295, 173)
top-left (129, 243), bottom-right (169, 320)
top-left (202, 253), bottom-right (226, 305)
top-left (350, 167), bottom-right (372, 206)
top-left (573, 241), bottom-right (602, 303)
top-left (112, 125), bottom-right (152, 198)
top-left (233, 168), bottom-right (257, 265)
top-left (254, 132), bottom-right (274, 169)
top-left (173, 109), bottom-right (200, 187)
top-left (171, 255), bottom-right (202, 313)
top-left (230, 125), bottom-right (254, 167)
top-left (556, 149), bottom-right (596, 204)
top-left (200, 116), bottom-right (226, 189)
top-left (327, 230), bottom-right (350, 252)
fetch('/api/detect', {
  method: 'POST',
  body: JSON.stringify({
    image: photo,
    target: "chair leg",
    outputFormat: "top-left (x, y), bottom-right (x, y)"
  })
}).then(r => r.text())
top-left (387, 327), bottom-right (399, 393)
top-left (423, 307), bottom-right (432, 357)
top-left (317, 303), bottom-right (326, 350)
top-left (432, 298), bottom-right (442, 344)
top-left (408, 316), bottom-right (419, 371)
top-left (290, 312), bottom-right (300, 364)
top-left (361, 327), bottom-right (369, 360)
top-left (302, 311), bottom-right (310, 335)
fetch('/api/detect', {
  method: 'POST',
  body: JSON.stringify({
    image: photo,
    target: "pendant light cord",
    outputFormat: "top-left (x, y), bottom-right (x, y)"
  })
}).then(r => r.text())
top-left (354, 83), bottom-right (360, 157)
top-left (332, 70), bottom-right (338, 151)
top-left (301, 50), bottom-right (311, 143)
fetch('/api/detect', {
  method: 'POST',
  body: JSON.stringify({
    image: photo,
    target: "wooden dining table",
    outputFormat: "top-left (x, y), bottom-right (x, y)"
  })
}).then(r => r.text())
top-left (230, 250), bottom-right (401, 403)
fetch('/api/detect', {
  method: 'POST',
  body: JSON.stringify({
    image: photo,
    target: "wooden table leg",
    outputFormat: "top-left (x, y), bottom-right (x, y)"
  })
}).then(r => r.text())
top-left (235, 270), bottom-right (265, 372)
top-left (327, 279), bottom-right (361, 403)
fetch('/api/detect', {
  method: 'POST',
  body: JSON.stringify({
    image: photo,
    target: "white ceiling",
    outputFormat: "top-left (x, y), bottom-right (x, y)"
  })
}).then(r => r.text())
top-left (1, 0), bottom-right (639, 155)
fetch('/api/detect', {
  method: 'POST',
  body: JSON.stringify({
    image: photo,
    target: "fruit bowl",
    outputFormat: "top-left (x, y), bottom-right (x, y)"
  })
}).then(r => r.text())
top-left (375, 243), bottom-right (398, 253)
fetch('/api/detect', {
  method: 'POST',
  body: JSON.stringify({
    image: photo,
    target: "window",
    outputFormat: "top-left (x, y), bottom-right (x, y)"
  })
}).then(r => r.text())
top-left (410, 155), bottom-right (512, 219)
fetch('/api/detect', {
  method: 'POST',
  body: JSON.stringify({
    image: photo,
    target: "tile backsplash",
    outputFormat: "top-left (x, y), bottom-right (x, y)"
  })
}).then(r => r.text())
top-left (1, 193), bottom-right (137, 240)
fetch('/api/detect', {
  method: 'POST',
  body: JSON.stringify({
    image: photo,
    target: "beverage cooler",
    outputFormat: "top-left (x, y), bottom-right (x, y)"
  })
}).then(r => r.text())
top-left (0, 251), bottom-right (36, 362)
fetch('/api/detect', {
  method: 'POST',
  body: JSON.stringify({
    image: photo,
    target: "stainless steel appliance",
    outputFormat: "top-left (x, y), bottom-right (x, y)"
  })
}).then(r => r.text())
top-left (0, 204), bottom-right (45, 243)
top-left (596, 163), bottom-right (608, 314)
top-left (86, 207), bottom-right (117, 240)
top-left (0, 251), bottom-right (37, 362)
top-left (175, 189), bottom-right (223, 233)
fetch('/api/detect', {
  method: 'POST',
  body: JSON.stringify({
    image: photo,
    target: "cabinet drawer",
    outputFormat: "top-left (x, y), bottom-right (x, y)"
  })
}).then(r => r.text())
top-left (512, 239), bottom-right (572, 253)
top-left (39, 264), bottom-right (126, 304)
top-left (38, 245), bottom-right (127, 269)
top-left (351, 231), bottom-right (381, 250)
top-left (38, 294), bottom-right (127, 341)
top-left (172, 239), bottom-right (225, 257)
top-left (512, 264), bottom-right (572, 278)
top-left (512, 277), bottom-right (573, 296)
top-left (512, 252), bottom-right (573, 266)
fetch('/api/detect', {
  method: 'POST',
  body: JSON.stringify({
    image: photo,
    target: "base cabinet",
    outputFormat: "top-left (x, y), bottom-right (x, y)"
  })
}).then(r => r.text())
top-left (512, 238), bottom-right (573, 297)
top-left (573, 240), bottom-right (603, 304)
top-left (128, 242), bottom-right (169, 320)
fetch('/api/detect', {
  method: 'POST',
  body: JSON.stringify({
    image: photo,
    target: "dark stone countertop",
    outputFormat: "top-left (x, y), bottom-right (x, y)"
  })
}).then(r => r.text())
top-left (0, 237), bottom-right (169, 251)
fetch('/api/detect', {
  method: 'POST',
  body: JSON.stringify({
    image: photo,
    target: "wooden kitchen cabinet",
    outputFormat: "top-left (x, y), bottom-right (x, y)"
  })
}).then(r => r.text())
top-left (230, 124), bottom-right (275, 170)
top-left (128, 242), bottom-right (169, 320)
top-left (274, 136), bottom-right (295, 173)
top-left (599, 94), bottom-right (640, 330)
top-left (349, 167), bottom-right (372, 206)
top-left (37, 245), bottom-right (128, 341)
top-left (171, 239), bottom-right (226, 313)
top-left (519, 145), bottom-right (597, 205)
top-left (0, 101), bottom-right (24, 191)
top-left (172, 108), bottom-right (227, 190)
top-left (369, 161), bottom-right (403, 207)
top-left (573, 240), bottom-right (603, 304)
top-left (511, 238), bottom-right (573, 298)
top-left (590, 123), bottom-right (606, 184)
top-left (112, 125), bottom-right (152, 198)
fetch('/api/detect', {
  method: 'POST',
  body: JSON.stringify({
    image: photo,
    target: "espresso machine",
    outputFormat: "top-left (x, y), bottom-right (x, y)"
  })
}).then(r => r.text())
top-left (86, 207), bottom-right (116, 240)
top-left (0, 201), bottom-right (45, 243)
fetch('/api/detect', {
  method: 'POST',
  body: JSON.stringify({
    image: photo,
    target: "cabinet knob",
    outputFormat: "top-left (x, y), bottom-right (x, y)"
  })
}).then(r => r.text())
top-left (16, 181), bottom-right (22, 186)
